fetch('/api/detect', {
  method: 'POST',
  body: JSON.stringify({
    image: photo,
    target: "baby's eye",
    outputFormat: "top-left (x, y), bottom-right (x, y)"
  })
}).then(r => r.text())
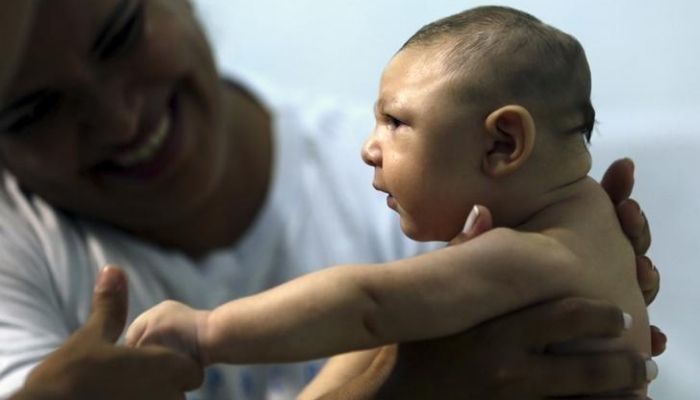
top-left (386, 115), bottom-right (405, 130)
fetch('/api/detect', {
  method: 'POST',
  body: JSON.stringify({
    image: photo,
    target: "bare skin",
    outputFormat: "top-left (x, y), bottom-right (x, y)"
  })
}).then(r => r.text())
top-left (1, 2), bottom-right (664, 399)
top-left (314, 163), bottom-right (663, 400)
top-left (127, 48), bottom-right (652, 397)
top-left (0, 1), bottom-right (35, 99)
top-left (10, 161), bottom-right (662, 400)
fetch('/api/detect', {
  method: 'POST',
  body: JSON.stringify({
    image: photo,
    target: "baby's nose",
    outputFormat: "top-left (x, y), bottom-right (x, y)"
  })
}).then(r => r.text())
top-left (361, 135), bottom-right (382, 167)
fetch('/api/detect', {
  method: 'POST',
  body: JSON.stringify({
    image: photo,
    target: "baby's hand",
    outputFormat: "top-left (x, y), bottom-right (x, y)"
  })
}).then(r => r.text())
top-left (125, 300), bottom-right (210, 365)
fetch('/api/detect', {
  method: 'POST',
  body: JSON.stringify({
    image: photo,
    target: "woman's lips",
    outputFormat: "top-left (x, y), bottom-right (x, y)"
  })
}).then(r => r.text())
top-left (111, 113), bottom-right (172, 167)
top-left (92, 90), bottom-right (184, 181)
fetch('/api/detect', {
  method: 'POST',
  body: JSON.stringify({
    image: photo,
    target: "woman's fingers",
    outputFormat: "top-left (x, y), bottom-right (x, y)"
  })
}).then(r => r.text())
top-left (448, 205), bottom-right (494, 246)
top-left (600, 158), bottom-right (635, 204)
top-left (617, 200), bottom-right (652, 255)
top-left (537, 352), bottom-right (652, 397)
top-left (635, 256), bottom-right (660, 305)
top-left (650, 325), bottom-right (667, 357)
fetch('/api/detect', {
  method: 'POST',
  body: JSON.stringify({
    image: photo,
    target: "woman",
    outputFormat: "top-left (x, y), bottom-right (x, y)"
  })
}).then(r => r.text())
top-left (1, 1), bottom-right (661, 399)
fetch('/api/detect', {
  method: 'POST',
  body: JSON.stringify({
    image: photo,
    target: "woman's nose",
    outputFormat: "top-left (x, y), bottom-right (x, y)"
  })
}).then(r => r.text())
top-left (361, 133), bottom-right (382, 167)
top-left (83, 78), bottom-right (141, 145)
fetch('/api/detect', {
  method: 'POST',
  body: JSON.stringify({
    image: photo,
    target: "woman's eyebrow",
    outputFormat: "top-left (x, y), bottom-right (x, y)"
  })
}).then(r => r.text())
top-left (91, 0), bottom-right (132, 55)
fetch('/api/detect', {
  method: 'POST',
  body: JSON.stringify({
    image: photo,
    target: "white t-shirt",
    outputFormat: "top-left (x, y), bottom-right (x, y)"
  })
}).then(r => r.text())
top-left (0, 74), bottom-right (435, 400)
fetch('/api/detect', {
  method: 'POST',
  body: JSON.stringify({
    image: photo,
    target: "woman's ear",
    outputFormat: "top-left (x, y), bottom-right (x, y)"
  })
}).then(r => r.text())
top-left (482, 105), bottom-right (536, 178)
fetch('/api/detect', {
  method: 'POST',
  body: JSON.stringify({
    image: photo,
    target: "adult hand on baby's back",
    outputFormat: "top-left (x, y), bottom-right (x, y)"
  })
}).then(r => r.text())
top-left (601, 158), bottom-right (656, 299)
top-left (12, 267), bottom-right (203, 400)
top-left (601, 158), bottom-right (665, 356)
top-left (377, 298), bottom-right (652, 400)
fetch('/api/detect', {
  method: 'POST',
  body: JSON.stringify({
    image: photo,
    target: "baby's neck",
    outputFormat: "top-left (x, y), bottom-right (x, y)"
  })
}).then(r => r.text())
top-left (486, 137), bottom-right (594, 230)
top-left (490, 174), bottom-right (597, 231)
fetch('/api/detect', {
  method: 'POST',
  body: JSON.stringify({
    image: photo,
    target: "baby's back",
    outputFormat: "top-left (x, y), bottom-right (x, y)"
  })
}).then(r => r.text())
top-left (523, 177), bottom-right (650, 359)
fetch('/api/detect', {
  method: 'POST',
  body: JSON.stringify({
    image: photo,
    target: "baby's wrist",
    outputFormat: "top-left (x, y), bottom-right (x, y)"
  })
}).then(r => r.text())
top-left (194, 310), bottom-right (213, 366)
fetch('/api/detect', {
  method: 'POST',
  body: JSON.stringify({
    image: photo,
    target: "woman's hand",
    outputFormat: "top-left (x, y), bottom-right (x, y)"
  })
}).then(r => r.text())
top-left (11, 267), bottom-right (203, 400)
top-left (376, 298), bottom-right (652, 400)
top-left (600, 158), bottom-right (664, 355)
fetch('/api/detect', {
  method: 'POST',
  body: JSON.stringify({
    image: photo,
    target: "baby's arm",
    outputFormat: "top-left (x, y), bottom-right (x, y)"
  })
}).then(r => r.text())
top-left (127, 228), bottom-right (579, 365)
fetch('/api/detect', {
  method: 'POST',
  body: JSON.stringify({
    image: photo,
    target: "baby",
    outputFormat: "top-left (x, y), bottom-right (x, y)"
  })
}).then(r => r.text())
top-left (127, 5), bottom-right (650, 395)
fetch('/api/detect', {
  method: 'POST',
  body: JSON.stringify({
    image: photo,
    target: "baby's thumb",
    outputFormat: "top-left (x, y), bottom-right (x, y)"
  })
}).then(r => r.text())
top-left (448, 205), bottom-right (493, 246)
top-left (124, 315), bottom-right (144, 348)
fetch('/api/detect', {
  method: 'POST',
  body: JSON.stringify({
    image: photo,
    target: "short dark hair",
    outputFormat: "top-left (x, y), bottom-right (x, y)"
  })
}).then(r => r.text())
top-left (401, 6), bottom-right (595, 141)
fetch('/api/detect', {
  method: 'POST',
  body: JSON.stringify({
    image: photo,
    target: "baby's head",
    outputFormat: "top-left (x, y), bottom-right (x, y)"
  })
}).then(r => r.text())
top-left (362, 6), bottom-right (595, 241)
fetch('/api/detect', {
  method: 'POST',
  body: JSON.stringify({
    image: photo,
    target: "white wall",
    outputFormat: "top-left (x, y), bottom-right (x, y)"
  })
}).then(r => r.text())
top-left (195, 1), bottom-right (700, 398)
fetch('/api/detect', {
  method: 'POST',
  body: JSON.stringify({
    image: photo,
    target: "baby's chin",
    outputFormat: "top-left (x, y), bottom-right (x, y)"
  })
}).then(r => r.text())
top-left (400, 221), bottom-right (457, 243)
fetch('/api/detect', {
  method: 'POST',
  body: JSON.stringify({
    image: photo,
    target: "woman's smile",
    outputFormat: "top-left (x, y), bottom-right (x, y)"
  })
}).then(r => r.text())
top-left (91, 88), bottom-right (184, 181)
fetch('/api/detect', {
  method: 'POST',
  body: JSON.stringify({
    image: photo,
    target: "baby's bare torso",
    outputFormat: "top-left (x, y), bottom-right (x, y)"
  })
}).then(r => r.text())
top-left (521, 177), bottom-right (650, 356)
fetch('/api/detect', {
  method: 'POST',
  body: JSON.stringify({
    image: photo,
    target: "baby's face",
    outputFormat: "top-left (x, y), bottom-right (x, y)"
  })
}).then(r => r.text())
top-left (362, 48), bottom-right (488, 241)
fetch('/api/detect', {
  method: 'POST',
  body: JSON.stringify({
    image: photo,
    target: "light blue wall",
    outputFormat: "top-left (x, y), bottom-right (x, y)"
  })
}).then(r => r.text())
top-left (196, 1), bottom-right (700, 398)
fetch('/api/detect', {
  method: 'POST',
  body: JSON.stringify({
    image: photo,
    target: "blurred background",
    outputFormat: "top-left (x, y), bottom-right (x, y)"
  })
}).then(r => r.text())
top-left (194, 1), bottom-right (699, 398)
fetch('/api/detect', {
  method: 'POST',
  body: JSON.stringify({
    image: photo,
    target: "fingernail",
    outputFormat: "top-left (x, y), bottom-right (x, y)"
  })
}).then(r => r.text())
top-left (462, 205), bottom-right (479, 233)
top-left (631, 200), bottom-right (642, 215)
top-left (623, 312), bottom-right (633, 330)
top-left (652, 326), bottom-right (667, 342)
top-left (645, 358), bottom-right (658, 381)
top-left (624, 157), bottom-right (635, 174)
top-left (95, 266), bottom-right (121, 293)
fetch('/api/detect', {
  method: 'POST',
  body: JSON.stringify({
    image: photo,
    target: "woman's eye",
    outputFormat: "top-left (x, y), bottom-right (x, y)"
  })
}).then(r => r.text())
top-left (4, 93), bottom-right (61, 134)
top-left (98, 4), bottom-right (145, 60)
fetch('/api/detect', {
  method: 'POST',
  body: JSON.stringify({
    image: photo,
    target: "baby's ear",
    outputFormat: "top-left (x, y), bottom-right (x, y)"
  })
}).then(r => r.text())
top-left (482, 105), bottom-right (536, 178)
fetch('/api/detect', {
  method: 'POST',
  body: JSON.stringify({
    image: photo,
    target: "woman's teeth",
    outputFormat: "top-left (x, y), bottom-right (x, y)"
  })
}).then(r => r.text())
top-left (112, 114), bottom-right (171, 168)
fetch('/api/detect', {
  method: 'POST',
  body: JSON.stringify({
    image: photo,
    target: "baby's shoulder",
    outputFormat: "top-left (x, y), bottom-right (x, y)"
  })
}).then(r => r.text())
top-left (537, 183), bottom-right (632, 270)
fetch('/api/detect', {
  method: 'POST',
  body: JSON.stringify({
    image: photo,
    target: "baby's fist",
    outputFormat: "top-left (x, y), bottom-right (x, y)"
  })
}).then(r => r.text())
top-left (125, 300), bottom-right (209, 364)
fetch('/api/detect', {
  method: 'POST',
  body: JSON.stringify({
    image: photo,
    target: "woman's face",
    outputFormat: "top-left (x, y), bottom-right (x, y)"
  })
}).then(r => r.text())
top-left (0, 0), bottom-right (36, 98)
top-left (0, 0), bottom-right (231, 232)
